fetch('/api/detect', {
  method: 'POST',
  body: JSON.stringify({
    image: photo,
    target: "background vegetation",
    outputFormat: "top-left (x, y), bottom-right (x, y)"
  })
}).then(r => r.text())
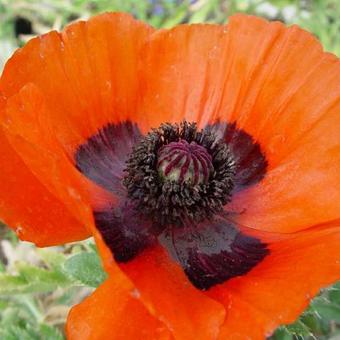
top-left (0, 1), bottom-right (339, 339)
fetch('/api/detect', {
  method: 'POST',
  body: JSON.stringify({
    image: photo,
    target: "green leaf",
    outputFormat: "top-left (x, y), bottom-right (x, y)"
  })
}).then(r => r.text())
top-left (189, 0), bottom-right (219, 23)
top-left (0, 306), bottom-right (19, 325)
top-left (329, 287), bottom-right (340, 305)
top-left (162, 2), bottom-right (190, 28)
top-left (17, 263), bottom-right (70, 285)
top-left (37, 249), bottom-right (67, 270)
top-left (0, 275), bottom-right (31, 295)
top-left (0, 321), bottom-right (38, 340)
top-left (56, 287), bottom-right (80, 305)
top-left (271, 326), bottom-right (294, 340)
top-left (311, 299), bottom-right (340, 321)
top-left (286, 320), bottom-right (311, 336)
top-left (300, 311), bottom-right (327, 335)
top-left (39, 324), bottom-right (64, 340)
top-left (0, 274), bottom-right (59, 295)
top-left (88, 242), bottom-right (98, 253)
top-left (0, 328), bottom-right (32, 340)
top-left (0, 263), bottom-right (73, 295)
top-left (63, 252), bottom-right (107, 287)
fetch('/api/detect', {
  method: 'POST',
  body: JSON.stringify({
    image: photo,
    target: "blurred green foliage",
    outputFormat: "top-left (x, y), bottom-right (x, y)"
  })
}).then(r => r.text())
top-left (0, 1), bottom-right (339, 339)
top-left (0, 230), bottom-right (100, 340)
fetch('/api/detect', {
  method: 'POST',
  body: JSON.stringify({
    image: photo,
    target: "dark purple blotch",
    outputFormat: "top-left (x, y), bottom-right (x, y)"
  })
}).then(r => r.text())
top-left (75, 121), bottom-right (141, 196)
top-left (161, 217), bottom-right (269, 290)
top-left (208, 121), bottom-right (268, 191)
top-left (76, 122), bottom-right (154, 262)
top-left (94, 200), bottom-right (156, 263)
top-left (75, 121), bottom-right (269, 290)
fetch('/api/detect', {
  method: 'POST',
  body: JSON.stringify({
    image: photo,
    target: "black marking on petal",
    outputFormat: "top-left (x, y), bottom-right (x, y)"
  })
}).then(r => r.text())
top-left (75, 121), bottom-right (142, 196)
top-left (94, 200), bottom-right (156, 263)
top-left (208, 122), bottom-right (268, 191)
top-left (161, 218), bottom-right (269, 290)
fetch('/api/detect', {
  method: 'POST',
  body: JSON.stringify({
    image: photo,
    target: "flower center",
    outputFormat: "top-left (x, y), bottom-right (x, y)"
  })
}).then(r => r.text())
top-left (157, 140), bottom-right (213, 185)
top-left (123, 122), bottom-right (235, 226)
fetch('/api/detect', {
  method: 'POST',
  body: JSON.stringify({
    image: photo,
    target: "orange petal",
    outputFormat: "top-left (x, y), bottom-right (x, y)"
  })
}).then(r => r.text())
top-left (137, 23), bottom-right (229, 132)
top-left (66, 275), bottom-right (171, 340)
top-left (0, 13), bottom-right (154, 243)
top-left (0, 13), bottom-right (154, 156)
top-left (0, 95), bottom-right (89, 245)
top-left (208, 224), bottom-right (340, 339)
top-left (137, 15), bottom-right (286, 132)
top-left (220, 14), bottom-right (340, 233)
top-left (1, 84), bottom-right (96, 226)
top-left (92, 218), bottom-right (225, 340)
top-left (138, 14), bottom-right (340, 233)
top-left (121, 246), bottom-right (226, 340)
top-left (180, 14), bottom-right (340, 168)
top-left (226, 16), bottom-right (340, 167)
top-left (230, 92), bottom-right (340, 233)
top-left (0, 130), bottom-right (89, 245)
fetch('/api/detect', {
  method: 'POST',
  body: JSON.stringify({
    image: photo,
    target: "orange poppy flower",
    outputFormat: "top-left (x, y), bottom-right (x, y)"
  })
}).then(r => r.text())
top-left (1, 12), bottom-right (340, 340)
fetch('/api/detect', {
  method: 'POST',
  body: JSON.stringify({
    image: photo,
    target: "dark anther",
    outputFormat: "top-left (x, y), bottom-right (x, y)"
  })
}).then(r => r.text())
top-left (123, 122), bottom-right (236, 226)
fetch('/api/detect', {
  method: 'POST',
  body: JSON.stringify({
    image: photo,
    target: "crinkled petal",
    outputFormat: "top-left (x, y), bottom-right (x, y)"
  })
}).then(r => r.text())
top-left (92, 221), bottom-right (225, 340)
top-left (0, 12), bottom-right (154, 155)
top-left (138, 14), bottom-right (340, 233)
top-left (0, 13), bottom-right (153, 243)
top-left (208, 223), bottom-right (340, 339)
top-left (66, 276), bottom-right (171, 340)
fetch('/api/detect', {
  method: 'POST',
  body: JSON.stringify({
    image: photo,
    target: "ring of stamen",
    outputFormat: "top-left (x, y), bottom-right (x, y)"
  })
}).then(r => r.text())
top-left (123, 121), bottom-right (235, 227)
